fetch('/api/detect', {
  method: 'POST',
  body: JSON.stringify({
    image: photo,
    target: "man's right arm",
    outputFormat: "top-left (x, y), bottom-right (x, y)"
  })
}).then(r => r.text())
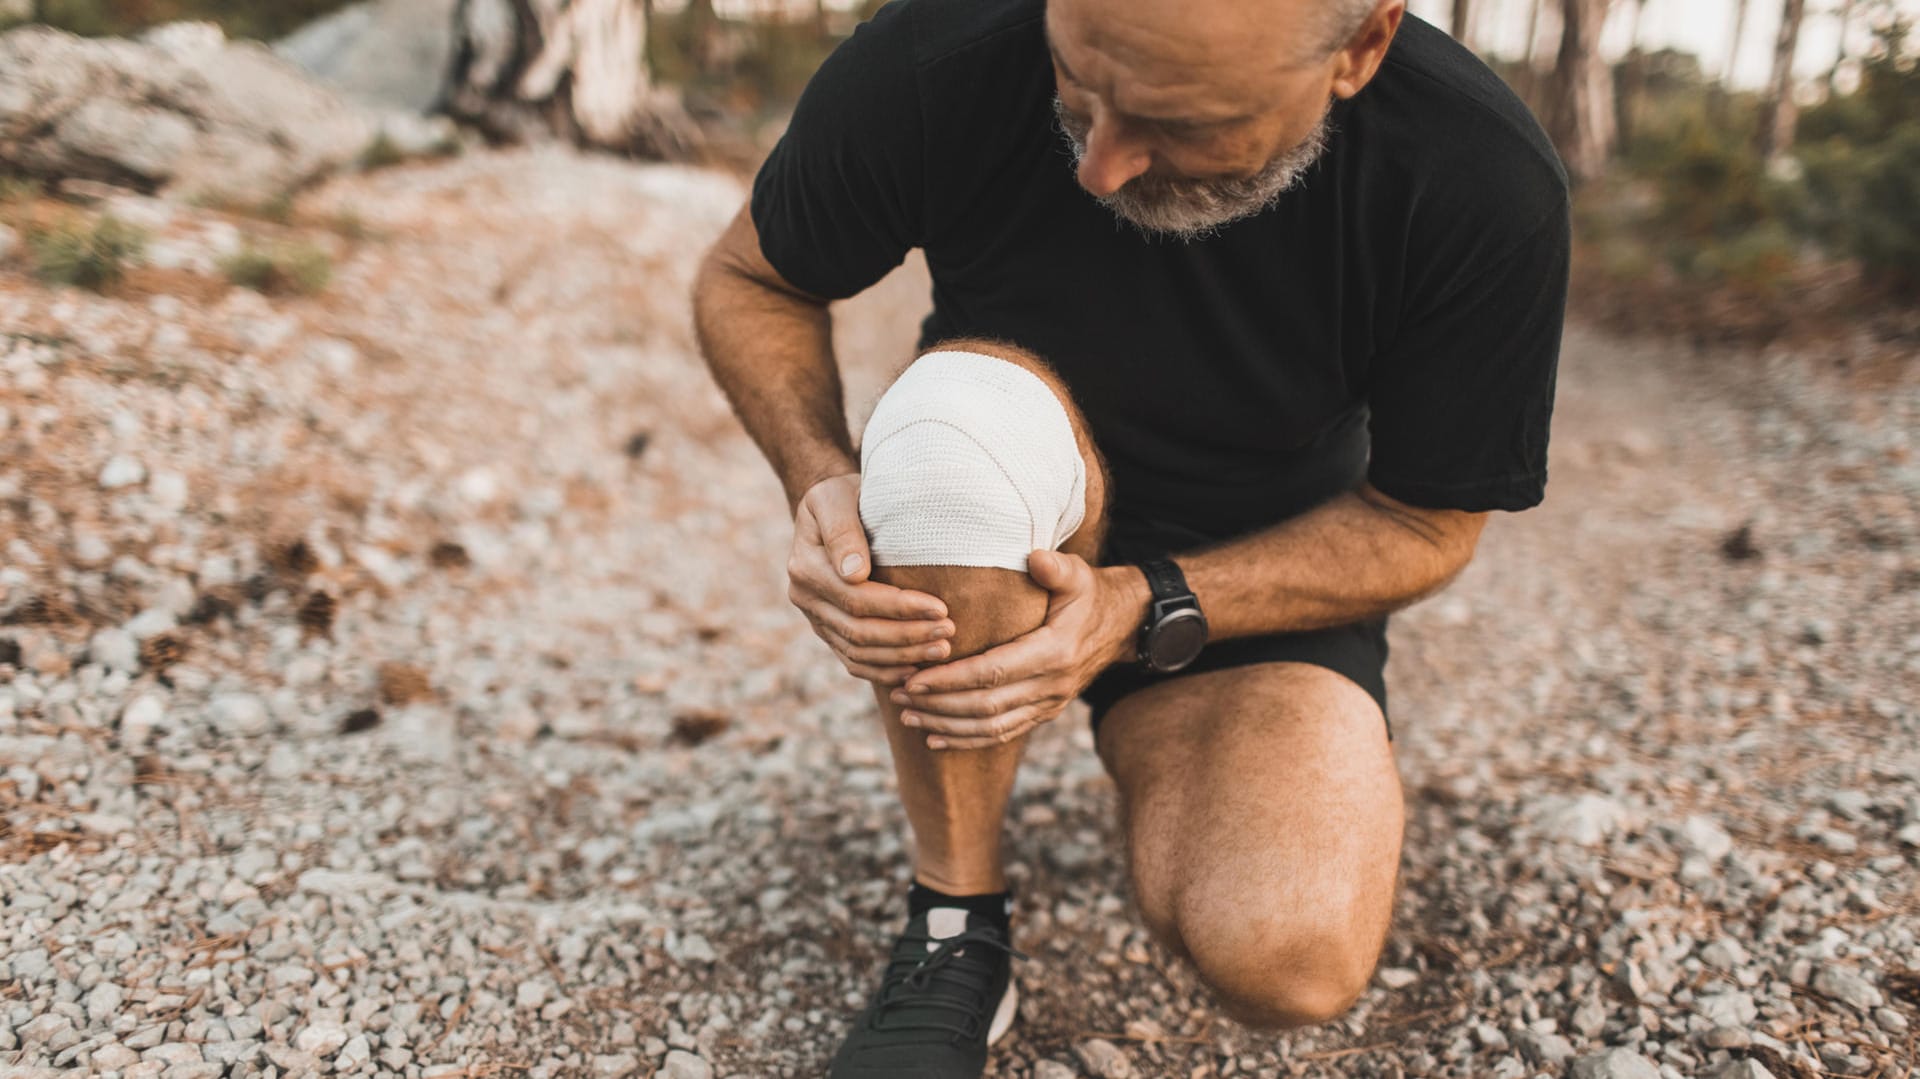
top-left (693, 206), bottom-right (858, 514)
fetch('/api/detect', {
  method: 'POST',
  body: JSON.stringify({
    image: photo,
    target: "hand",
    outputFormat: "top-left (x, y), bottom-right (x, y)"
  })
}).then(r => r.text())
top-left (788, 472), bottom-right (956, 685)
top-left (888, 550), bottom-right (1148, 750)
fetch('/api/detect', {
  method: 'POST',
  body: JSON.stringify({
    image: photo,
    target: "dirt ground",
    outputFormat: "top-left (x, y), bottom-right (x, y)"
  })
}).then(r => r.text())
top-left (1, 148), bottom-right (1915, 1079)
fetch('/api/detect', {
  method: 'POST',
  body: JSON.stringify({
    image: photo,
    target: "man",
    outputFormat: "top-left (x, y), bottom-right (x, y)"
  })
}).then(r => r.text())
top-left (692, 0), bottom-right (1570, 1073)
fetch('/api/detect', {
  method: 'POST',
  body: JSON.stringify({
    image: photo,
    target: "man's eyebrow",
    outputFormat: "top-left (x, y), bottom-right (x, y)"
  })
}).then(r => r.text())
top-left (1045, 34), bottom-right (1254, 132)
top-left (1046, 39), bottom-right (1082, 85)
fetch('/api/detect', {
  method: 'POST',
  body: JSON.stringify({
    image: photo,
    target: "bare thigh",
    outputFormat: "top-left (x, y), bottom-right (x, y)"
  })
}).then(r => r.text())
top-left (1094, 661), bottom-right (1404, 1027)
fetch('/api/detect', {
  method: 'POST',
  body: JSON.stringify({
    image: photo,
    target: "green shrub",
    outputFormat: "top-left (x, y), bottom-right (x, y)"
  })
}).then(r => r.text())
top-left (0, 176), bottom-right (42, 207)
top-left (29, 214), bottom-right (147, 291)
top-left (358, 134), bottom-right (406, 172)
top-left (221, 239), bottom-right (332, 296)
top-left (1794, 20), bottom-right (1920, 289)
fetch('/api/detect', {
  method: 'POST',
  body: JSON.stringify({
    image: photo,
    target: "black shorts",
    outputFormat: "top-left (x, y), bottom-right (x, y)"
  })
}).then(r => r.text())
top-left (1079, 515), bottom-right (1393, 741)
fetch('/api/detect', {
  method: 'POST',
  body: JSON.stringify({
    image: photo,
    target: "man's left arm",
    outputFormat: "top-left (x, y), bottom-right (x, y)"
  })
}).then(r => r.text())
top-left (1139, 482), bottom-right (1486, 645)
top-left (889, 488), bottom-right (1482, 746)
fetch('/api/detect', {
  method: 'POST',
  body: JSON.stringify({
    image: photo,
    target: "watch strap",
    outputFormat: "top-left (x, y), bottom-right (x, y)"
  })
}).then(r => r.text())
top-left (1139, 558), bottom-right (1192, 607)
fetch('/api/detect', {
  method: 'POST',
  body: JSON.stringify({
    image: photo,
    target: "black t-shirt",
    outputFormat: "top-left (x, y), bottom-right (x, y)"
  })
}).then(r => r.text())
top-left (750, 0), bottom-right (1571, 540)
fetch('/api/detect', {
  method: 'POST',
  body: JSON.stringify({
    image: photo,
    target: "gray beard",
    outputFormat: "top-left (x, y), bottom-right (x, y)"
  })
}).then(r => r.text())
top-left (1052, 95), bottom-right (1333, 241)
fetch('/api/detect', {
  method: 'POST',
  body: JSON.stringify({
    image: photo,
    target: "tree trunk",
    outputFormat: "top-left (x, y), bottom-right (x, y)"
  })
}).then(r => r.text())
top-left (1826, 0), bottom-right (1856, 93)
top-left (1521, 0), bottom-right (1547, 100)
top-left (440, 0), bottom-right (700, 159)
top-left (1616, 0), bottom-right (1651, 148)
top-left (1755, 0), bottom-right (1807, 162)
top-left (1451, 0), bottom-right (1475, 47)
top-left (1725, 0), bottom-right (1752, 83)
top-left (1546, 0), bottom-right (1617, 184)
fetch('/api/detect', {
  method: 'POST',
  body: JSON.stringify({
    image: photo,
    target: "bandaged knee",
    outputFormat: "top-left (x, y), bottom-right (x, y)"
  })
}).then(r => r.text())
top-left (858, 350), bottom-right (1087, 573)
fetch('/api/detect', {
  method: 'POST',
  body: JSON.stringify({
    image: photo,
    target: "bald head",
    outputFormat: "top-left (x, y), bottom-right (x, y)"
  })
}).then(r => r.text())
top-left (1046, 0), bottom-right (1403, 238)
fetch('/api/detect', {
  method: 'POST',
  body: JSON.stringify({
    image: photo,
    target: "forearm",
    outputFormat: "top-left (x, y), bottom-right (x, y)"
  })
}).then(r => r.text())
top-left (1174, 485), bottom-right (1486, 640)
top-left (692, 218), bottom-right (857, 512)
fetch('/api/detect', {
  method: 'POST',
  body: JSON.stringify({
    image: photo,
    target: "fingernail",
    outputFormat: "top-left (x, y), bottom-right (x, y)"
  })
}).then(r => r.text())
top-left (933, 623), bottom-right (954, 638)
top-left (927, 737), bottom-right (946, 750)
top-left (840, 554), bottom-right (862, 576)
top-left (890, 690), bottom-right (908, 705)
top-left (924, 644), bottom-right (948, 660)
top-left (901, 713), bottom-right (920, 728)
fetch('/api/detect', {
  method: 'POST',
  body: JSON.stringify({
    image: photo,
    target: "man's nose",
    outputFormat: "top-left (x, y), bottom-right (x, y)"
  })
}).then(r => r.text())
top-left (1076, 114), bottom-right (1152, 197)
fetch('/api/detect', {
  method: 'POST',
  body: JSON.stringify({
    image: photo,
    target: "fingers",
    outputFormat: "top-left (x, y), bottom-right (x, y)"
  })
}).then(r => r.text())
top-left (900, 627), bottom-right (1057, 695)
top-left (815, 620), bottom-right (953, 668)
top-left (900, 702), bottom-right (1056, 750)
top-left (806, 475), bottom-right (875, 584)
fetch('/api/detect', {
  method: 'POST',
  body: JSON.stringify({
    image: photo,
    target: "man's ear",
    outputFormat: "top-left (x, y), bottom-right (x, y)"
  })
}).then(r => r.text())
top-left (1330, 1), bottom-right (1405, 100)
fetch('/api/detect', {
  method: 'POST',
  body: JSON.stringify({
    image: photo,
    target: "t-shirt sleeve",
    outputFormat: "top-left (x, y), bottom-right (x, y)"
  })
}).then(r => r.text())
top-left (1364, 193), bottom-right (1571, 513)
top-left (748, 2), bottom-right (925, 301)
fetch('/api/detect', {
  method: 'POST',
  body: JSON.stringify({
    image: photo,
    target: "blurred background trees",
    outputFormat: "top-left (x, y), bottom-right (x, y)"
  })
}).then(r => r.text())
top-left (5, 0), bottom-right (1914, 330)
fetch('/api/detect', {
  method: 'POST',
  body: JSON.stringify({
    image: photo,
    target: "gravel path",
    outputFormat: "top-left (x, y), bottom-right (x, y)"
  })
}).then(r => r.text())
top-left (1, 147), bottom-right (1915, 1079)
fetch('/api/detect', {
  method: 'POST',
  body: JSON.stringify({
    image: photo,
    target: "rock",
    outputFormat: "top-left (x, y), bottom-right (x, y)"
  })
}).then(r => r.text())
top-left (1513, 1030), bottom-right (1575, 1068)
top-left (592, 1053), bottom-right (641, 1078)
top-left (292, 1021), bottom-right (349, 1057)
top-left (1032, 1063), bottom-right (1078, 1079)
top-left (1375, 966), bottom-right (1419, 989)
top-left (1569, 1048), bottom-right (1662, 1079)
top-left (1874, 1007), bottom-right (1908, 1033)
top-left (275, 0), bottom-right (457, 112)
top-left (100, 455), bottom-right (148, 490)
top-left (1696, 990), bottom-right (1758, 1027)
top-left (1707, 1062), bottom-right (1775, 1079)
top-left (89, 628), bottom-right (140, 673)
top-left (121, 694), bottom-right (165, 740)
top-left (1537, 793), bottom-right (1634, 845)
top-left (1811, 965), bottom-right (1884, 1012)
top-left (1700, 936), bottom-right (1751, 970)
top-left (670, 934), bottom-right (717, 965)
top-left (210, 693), bottom-right (270, 736)
top-left (1074, 1038), bottom-right (1133, 1078)
top-left (660, 1050), bottom-right (711, 1079)
top-left (0, 24), bottom-right (373, 205)
top-left (1679, 814), bottom-right (1734, 860)
top-left (515, 980), bottom-right (549, 1010)
top-left (333, 1034), bottom-right (371, 1072)
top-left (148, 471), bottom-right (189, 513)
top-left (1702, 1026), bottom-right (1752, 1049)
top-left (1571, 993), bottom-right (1608, 1038)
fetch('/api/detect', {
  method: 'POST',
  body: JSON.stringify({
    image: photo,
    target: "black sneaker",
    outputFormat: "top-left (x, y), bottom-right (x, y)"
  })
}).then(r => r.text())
top-left (828, 907), bottom-right (1025, 1078)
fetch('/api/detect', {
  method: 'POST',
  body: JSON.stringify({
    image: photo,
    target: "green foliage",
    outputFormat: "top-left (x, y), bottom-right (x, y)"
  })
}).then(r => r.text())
top-left (1794, 20), bottom-right (1920, 289)
top-left (0, 176), bottom-right (43, 205)
top-left (1581, 17), bottom-right (1919, 298)
top-left (28, 214), bottom-right (147, 291)
top-left (650, 9), bottom-right (841, 121)
top-left (358, 134), bottom-right (406, 172)
top-left (26, 0), bottom-right (356, 40)
top-left (221, 238), bottom-right (332, 296)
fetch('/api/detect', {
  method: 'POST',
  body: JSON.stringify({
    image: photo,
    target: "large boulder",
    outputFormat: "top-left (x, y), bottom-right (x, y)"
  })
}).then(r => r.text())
top-left (275, 0), bottom-right (457, 113)
top-left (0, 22), bottom-right (374, 205)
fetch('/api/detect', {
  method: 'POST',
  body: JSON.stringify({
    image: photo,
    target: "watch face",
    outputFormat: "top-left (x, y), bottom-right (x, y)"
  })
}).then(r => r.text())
top-left (1149, 610), bottom-right (1208, 671)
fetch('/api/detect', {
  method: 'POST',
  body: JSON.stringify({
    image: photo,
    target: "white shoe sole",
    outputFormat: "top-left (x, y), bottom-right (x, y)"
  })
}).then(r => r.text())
top-left (986, 978), bottom-right (1019, 1045)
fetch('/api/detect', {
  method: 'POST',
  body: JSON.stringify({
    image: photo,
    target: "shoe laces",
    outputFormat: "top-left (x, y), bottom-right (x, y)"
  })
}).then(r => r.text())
top-left (869, 926), bottom-right (1027, 1041)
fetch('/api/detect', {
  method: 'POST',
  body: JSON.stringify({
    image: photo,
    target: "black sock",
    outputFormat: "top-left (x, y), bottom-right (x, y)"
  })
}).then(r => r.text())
top-left (908, 881), bottom-right (1013, 934)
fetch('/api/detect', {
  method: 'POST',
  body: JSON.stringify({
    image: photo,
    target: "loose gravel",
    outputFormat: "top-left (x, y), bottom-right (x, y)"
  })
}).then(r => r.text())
top-left (1, 146), bottom-right (1915, 1078)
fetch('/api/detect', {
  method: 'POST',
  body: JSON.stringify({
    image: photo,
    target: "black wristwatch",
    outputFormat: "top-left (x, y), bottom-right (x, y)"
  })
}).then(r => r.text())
top-left (1133, 558), bottom-right (1208, 673)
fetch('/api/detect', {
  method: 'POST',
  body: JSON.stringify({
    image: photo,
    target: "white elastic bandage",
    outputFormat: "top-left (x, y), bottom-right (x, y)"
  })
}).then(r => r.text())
top-left (859, 350), bottom-right (1087, 573)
